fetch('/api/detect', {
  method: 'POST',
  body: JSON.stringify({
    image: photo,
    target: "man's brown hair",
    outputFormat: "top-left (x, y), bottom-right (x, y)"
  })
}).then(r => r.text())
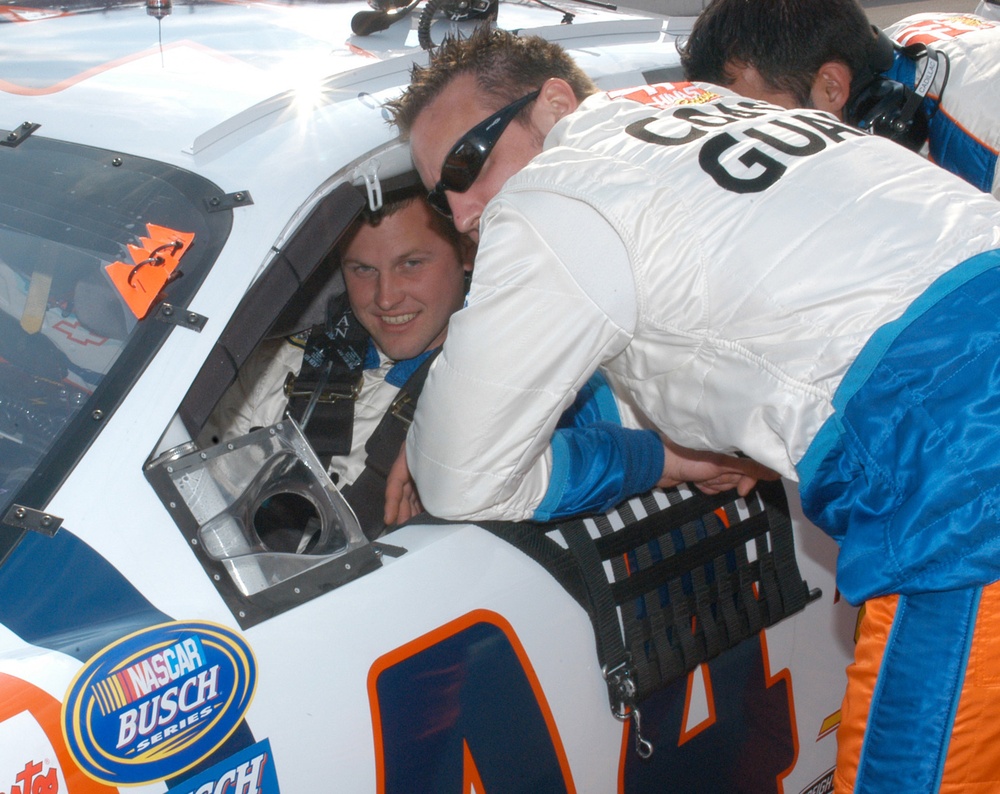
top-left (385, 25), bottom-right (597, 136)
top-left (348, 184), bottom-right (465, 255)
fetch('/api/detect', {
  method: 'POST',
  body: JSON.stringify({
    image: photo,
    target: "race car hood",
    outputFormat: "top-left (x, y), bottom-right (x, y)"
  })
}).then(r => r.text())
top-left (1, 0), bottom-right (419, 163)
top-left (0, 0), bottom-right (682, 168)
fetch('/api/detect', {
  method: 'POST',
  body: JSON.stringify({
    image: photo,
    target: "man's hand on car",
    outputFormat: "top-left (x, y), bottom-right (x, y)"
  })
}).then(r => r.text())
top-left (657, 438), bottom-right (780, 497)
top-left (384, 446), bottom-right (423, 526)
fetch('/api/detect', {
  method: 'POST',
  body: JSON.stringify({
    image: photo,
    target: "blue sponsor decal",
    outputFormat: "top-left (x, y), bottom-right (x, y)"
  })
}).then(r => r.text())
top-left (62, 621), bottom-right (257, 786)
top-left (166, 739), bottom-right (279, 794)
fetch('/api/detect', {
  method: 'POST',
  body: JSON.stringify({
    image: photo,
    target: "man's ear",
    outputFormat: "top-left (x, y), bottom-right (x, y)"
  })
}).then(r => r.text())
top-left (531, 78), bottom-right (581, 136)
top-left (810, 61), bottom-right (853, 118)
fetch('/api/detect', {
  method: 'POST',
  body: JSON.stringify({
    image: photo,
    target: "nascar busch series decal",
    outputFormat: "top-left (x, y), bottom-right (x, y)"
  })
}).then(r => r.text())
top-left (62, 621), bottom-right (256, 786)
top-left (165, 739), bottom-right (278, 794)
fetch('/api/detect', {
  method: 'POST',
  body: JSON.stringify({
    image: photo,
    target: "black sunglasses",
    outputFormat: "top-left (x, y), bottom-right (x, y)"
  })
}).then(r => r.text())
top-left (427, 89), bottom-right (541, 219)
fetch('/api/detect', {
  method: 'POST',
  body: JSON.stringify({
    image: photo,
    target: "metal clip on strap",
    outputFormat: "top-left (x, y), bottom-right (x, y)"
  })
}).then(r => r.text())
top-left (284, 372), bottom-right (364, 403)
top-left (603, 658), bottom-right (653, 759)
top-left (389, 391), bottom-right (415, 426)
top-left (298, 360), bottom-right (333, 430)
top-left (630, 707), bottom-right (653, 760)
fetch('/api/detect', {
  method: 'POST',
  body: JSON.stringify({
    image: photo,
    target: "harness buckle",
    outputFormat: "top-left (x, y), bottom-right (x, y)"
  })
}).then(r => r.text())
top-left (284, 372), bottom-right (363, 403)
top-left (390, 391), bottom-right (416, 426)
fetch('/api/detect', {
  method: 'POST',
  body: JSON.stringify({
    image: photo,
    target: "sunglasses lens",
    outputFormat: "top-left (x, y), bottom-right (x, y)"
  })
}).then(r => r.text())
top-left (440, 141), bottom-right (484, 193)
top-left (427, 188), bottom-right (452, 219)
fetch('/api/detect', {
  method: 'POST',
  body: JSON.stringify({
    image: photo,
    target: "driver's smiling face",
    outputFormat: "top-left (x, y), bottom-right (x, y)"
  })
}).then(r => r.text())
top-left (341, 199), bottom-right (471, 362)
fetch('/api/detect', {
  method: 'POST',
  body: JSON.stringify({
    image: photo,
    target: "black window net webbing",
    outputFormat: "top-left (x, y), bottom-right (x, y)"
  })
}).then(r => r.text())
top-left (466, 479), bottom-right (818, 757)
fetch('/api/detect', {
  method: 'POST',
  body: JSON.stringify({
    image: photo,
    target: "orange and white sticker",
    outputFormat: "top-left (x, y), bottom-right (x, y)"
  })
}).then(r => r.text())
top-left (892, 14), bottom-right (998, 46)
top-left (0, 673), bottom-right (116, 793)
top-left (106, 224), bottom-right (195, 320)
top-left (607, 82), bottom-right (723, 110)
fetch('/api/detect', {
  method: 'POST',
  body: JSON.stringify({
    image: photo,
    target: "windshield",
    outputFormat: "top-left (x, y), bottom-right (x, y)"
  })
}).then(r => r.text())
top-left (0, 134), bottom-right (231, 521)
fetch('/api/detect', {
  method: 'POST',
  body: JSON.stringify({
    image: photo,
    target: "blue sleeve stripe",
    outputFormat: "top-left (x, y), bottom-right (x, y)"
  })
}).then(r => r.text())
top-left (587, 370), bottom-right (621, 422)
top-left (799, 249), bottom-right (1000, 489)
top-left (557, 371), bottom-right (621, 429)
top-left (535, 424), bottom-right (663, 522)
top-left (928, 110), bottom-right (998, 194)
top-left (888, 46), bottom-right (996, 193)
top-left (535, 432), bottom-right (573, 520)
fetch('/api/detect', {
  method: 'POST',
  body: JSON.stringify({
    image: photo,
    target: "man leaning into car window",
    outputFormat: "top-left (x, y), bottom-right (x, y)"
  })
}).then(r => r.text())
top-left (383, 25), bottom-right (1000, 794)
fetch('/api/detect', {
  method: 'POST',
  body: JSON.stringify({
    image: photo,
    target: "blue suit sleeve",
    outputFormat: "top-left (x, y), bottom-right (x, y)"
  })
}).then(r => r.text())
top-left (556, 369), bottom-right (621, 429)
top-left (534, 372), bottom-right (664, 522)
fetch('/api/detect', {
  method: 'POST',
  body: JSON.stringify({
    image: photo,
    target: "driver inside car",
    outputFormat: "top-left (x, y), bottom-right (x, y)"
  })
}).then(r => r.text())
top-left (201, 186), bottom-right (472, 536)
top-left (204, 186), bottom-right (769, 539)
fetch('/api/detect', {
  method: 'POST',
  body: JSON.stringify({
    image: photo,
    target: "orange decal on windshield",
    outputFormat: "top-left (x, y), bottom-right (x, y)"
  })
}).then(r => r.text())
top-left (106, 224), bottom-right (195, 319)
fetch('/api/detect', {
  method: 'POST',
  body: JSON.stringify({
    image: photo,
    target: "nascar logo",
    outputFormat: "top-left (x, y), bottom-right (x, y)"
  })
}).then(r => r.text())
top-left (62, 621), bottom-right (257, 786)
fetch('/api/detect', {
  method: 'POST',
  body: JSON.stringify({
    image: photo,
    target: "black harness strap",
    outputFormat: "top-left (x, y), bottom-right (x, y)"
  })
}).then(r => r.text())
top-left (341, 351), bottom-right (438, 539)
top-left (181, 184), bottom-right (365, 435)
top-left (466, 520), bottom-right (592, 613)
top-left (286, 294), bottom-right (370, 462)
top-left (758, 481), bottom-right (811, 619)
top-left (593, 487), bottom-right (738, 559)
top-left (692, 515), bottom-right (723, 659)
top-left (285, 293), bottom-right (441, 539)
top-left (559, 520), bottom-right (635, 698)
top-left (606, 507), bottom-right (769, 602)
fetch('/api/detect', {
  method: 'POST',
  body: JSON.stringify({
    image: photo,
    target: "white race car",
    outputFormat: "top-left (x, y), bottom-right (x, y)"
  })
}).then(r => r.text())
top-left (0, 2), bottom-right (855, 792)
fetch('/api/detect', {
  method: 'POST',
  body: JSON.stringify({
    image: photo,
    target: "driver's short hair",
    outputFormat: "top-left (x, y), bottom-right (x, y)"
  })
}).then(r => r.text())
top-left (359, 184), bottom-right (464, 252)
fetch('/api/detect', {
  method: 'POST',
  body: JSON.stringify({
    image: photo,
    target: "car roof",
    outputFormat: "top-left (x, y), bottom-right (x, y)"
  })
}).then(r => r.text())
top-left (0, 0), bottom-right (687, 176)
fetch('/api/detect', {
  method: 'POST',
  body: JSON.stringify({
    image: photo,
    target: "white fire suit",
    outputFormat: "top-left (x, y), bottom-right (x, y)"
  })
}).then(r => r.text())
top-left (409, 89), bottom-right (1000, 524)
top-left (406, 87), bottom-right (1000, 791)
